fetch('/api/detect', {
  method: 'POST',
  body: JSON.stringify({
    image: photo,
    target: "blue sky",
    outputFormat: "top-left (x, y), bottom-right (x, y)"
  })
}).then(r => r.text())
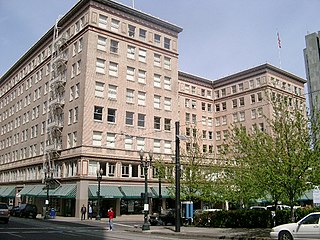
top-left (1, 0), bottom-right (320, 80)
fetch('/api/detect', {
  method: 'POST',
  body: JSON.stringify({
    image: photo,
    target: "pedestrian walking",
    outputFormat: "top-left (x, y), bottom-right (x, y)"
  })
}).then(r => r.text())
top-left (107, 207), bottom-right (114, 231)
top-left (88, 204), bottom-right (93, 220)
top-left (81, 204), bottom-right (86, 220)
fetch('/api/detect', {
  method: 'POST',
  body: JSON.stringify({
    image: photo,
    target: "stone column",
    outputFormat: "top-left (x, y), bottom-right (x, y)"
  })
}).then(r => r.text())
top-left (76, 180), bottom-right (89, 218)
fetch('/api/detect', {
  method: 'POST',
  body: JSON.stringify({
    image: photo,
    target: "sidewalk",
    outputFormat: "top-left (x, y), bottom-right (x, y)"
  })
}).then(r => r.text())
top-left (41, 214), bottom-right (271, 239)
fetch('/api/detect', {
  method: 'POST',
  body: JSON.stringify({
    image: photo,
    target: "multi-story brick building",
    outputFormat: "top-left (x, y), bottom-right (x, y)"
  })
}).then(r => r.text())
top-left (0, 0), bottom-right (305, 218)
top-left (179, 65), bottom-right (306, 160)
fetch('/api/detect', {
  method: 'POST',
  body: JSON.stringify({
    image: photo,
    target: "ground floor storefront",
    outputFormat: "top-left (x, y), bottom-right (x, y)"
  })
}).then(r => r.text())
top-left (0, 181), bottom-right (171, 218)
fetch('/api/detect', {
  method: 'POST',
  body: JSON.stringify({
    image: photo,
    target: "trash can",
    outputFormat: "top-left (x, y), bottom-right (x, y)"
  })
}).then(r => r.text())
top-left (49, 208), bottom-right (56, 219)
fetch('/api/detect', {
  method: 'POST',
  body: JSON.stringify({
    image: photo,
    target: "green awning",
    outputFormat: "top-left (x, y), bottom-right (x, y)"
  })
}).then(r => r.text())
top-left (20, 184), bottom-right (76, 199)
top-left (0, 186), bottom-right (15, 197)
top-left (20, 185), bottom-right (46, 197)
top-left (89, 185), bottom-right (123, 199)
top-left (38, 184), bottom-right (76, 198)
top-left (150, 186), bottom-right (171, 198)
top-left (299, 190), bottom-right (313, 201)
top-left (120, 186), bottom-right (145, 199)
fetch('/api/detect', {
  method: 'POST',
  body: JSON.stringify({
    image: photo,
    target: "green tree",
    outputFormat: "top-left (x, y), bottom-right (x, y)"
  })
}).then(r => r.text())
top-left (222, 99), bottom-right (320, 220)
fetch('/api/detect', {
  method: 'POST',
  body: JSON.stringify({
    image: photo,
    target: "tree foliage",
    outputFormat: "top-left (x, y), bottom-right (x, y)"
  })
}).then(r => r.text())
top-left (221, 98), bottom-right (320, 217)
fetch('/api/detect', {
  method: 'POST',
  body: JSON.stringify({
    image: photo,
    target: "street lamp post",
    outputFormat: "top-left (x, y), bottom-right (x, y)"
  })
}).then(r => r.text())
top-left (139, 149), bottom-right (153, 231)
top-left (175, 121), bottom-right (181, 232)
top-left (96, 168), bottom-right (103, 220)
top-left (158, 174), bottom-right (162, 214)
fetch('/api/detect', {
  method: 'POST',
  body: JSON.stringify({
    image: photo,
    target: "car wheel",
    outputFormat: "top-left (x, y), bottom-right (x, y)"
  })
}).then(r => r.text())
top-left (279, 231), bottom-right (293, 240)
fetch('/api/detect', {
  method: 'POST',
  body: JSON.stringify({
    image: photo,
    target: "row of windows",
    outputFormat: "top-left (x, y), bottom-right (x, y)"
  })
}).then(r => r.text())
top-left (97, 14), bottom-right (173, 50)
top-left (92, 131), bottom-right (172, 154)
top-left (97, 36), bottom-right (172, 70)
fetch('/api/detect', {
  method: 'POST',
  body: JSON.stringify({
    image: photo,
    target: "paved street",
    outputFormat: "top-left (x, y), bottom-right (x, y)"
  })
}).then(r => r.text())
top-left (0, 215), bottom-right (271, 240)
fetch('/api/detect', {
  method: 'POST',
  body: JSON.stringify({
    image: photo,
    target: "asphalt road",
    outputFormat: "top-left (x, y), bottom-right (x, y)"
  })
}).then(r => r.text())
top-left (0, 217), bottom-right (205, 240)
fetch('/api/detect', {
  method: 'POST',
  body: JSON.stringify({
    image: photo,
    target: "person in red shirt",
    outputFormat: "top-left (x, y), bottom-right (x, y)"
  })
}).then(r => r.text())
top-left (107, 207), bottom-right (114, 231)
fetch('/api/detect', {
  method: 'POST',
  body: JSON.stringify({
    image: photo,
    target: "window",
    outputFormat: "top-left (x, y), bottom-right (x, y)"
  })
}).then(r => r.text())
top-left (154, 95), bottom-right (161, 109)
top-left (139, 28), bottom-right (146, 40)
top-left (127, 45), bottom-right (135, 59)
top-left (122, 164), bottom-right (129, 177)
top-left (231, 85), bottom-right (237, 94)
top-left (125, 112), bottom-right (134, 125)
top-left (164, 37), bottom-right (170, 49)
top-left (222, 116), bottom-right (227, 125)
top-left (164, 97), bottom-right (171, 111)
top-left (154, 74), bottom-right (161, 88)
top-left (78, 38), bottom-right (83, 52)
top-left (233, 113), bottom-right (238, 123)
top-left (215, 104), bottom-right (220, 112)
top-left (251, 94), bottom-right (256, 104)
top-left (257, 92), bottom-right (262, 101)
top-left (164, 77), bottom-right (171, 90)
top-left (202, 116), bottom-right (206, 126)
top-left (138, 113), bottom-right (145, 127)
top-left (96, 58), bottom-right (105, 74)
top-left (257, 107), bottom-right (263, 117)
top-left (128, 25), bottom-right (135, 37)
top-left (138, 49), bottom-right (147, 62)
top-left (238, 83), bottom-right (244, 92)
top-left (109, 62), bottom-right (118, 77)
top-left (239, 111), bottom-right (245, 122)
top-left (107, 133), bottom-right (116, 148)
top-left (70, 86), bottom-right (74, 101)
top-left (216, 131), bottom-right (221, 141)
top-left (164, 118), bottom-right (171, 131)
top-left (251, 109), bottom-right (257, 119)
top-left (164, 141), bottom-right (171, 154)
top-left (97, 36), bottom-right (107, 51)
top-left (221, 88), bottom-right (226, 96)
top-left (222, 102), bottom-right (226, 111)
top-left (202, 102), bottom-right (206, 111)
top-left (108, 85), bottom-right (117, 100)
top-left (232, 99), bottom-right (237, 108)
top-left (154, 116), bottom-right (161, 130)
top-left (191, 100), bottom-right (196, 109)
top-left (110, 40), bottom-right (119, 54)
top-left (74, 107), bottom-right (79, 123)
top-left (95, 82), bottom-right (104, 98)
top-left (126, 89), bottom-right (134, 103)
top-left (249, 80), bottom-right (254, 89)
top-left (154, 53), bottom-right (161, 67)
top-left (75, 83), bottom-right (80, 99)
top-left (71, 63), bottom-right (76, 78)
top-left (111, 19), bottom-right (120, 32)
top-left (154, 34), bottom-right (161, 44)
top-left (223, 130), bottom-right (228, 140)
top-left (138, 91), bottom-right (146, 106)
top-left (137, 137), bottom-right (145, 150)
top-left (153, 139), bottom-right (161, 153)
top-left (68, 109), bottom-right (73, 124)
top-left (98, 14), bottom-right (108, 28)
top-left (76, 60), bottom-right (81, 75)
top-left (93, 131), bottom-right (102, 146)
top-left (192, 114), bottom-right (197, 124)
top-left (164, 57), bottom-right (171, 70)
top-left (124, 136), bottom-right (133, 150)
top-left (126, 67), bottom-right (135, 81)
top-left (108, 163), bottom-right (116, 176)
top-left (239, 97), bottom-right (244, 107)
top-left (135, 70), bottom-right (146, 84)
top-left (94, 106), bottom-right (103, 121)
top-left (107, 108), bottom-right (116, 123)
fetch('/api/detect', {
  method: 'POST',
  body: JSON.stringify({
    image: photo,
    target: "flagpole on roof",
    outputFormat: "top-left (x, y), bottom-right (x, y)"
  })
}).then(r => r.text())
top-left (277, 30), bottom-right (282, 69)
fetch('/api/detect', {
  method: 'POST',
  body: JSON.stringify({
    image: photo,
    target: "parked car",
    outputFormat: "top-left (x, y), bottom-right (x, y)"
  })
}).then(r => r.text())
top-left (149, 209), bottom-right (175, 226)
top-left (270, 212), bottom-right (320, 240)
top-left (11, 204), bottom-right (38, 219)
top-left (0, 203), bottom-right (10, 224)
top-left (249, 206), bottom-right (267, 210)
